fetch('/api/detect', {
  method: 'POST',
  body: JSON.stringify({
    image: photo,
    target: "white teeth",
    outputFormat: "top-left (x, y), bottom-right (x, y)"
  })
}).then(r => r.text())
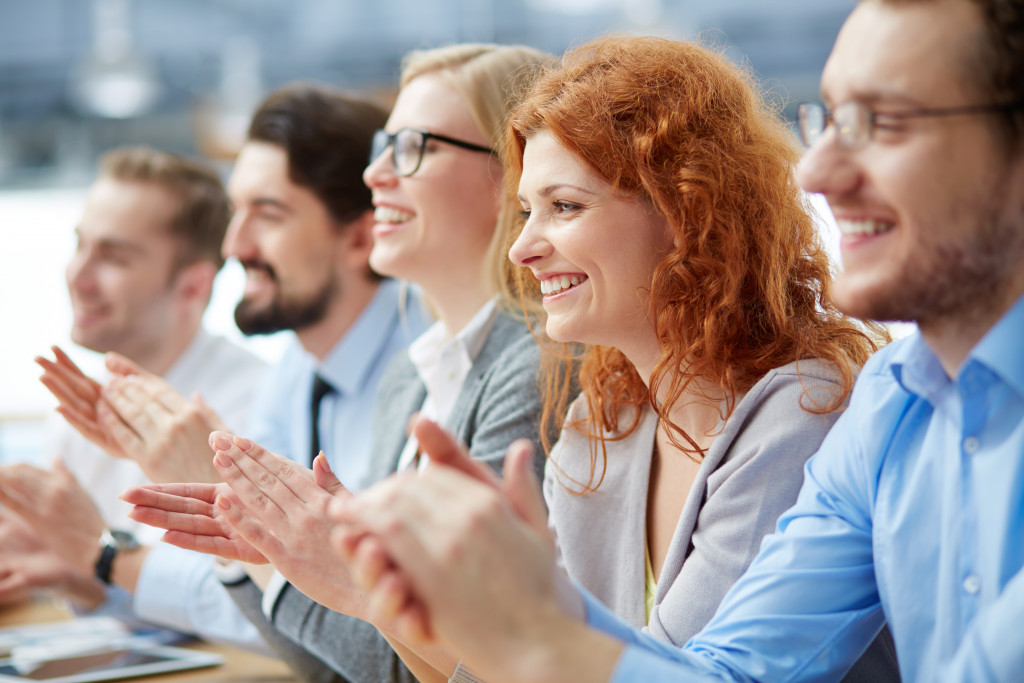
top-left (837, 219), bottom-right (894, 236)
top-left (540, 275), bottom-right (586, 296)
top-left (374, 206), bottom-right (415, 224)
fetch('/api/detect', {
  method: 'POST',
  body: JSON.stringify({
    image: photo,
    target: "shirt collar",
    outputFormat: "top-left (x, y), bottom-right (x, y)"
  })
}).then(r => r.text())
top-left (968, 291), bottom-right (1024, 398)
top-left (317, 279), bottom-right (404, 396)
top-left (407, 297), bottom-right (499, 382)
top-left (889, 292), bottom-right (1024, 401)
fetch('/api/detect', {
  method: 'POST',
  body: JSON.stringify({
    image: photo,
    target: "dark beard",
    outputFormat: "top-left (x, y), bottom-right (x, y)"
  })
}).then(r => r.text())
top-left (234, 263), bottom-right (337, 335)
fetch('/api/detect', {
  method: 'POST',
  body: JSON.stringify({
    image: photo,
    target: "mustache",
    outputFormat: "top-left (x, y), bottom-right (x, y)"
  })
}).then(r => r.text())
top-left (239, 260), bottom-right (277, 281)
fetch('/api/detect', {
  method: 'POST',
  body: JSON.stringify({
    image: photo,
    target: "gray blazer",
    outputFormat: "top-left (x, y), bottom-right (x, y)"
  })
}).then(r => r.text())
top-left (546, 360), bottom-right (898, 681)
top-left (227, 313), bottom-right (550, 683)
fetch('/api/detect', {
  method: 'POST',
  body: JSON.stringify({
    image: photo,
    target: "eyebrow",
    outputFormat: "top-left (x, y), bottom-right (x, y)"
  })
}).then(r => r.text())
top-left (821, 85), bottom-right (928, 109)
top-left (74, 229), bottom-right (149, 256)
top-left (517, 183), bottom-right (597, 203)
top-left (250, 197), bottom-right (293, 213)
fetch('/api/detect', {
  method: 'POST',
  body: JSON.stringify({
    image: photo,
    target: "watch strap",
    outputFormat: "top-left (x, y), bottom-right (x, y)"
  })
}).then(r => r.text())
top-left (95, 542), bottom-right (118, 584)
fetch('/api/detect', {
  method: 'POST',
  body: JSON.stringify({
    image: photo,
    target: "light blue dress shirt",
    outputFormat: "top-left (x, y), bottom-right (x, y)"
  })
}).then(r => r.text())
top-left (245, 278), bottom-right (430, 488)
top-left (591, 293), bottom-right (1024, 682)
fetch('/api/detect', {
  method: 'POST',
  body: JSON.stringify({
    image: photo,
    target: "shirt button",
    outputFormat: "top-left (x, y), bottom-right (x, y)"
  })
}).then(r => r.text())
top-left (963, 575), bottom-right (981, 595)
top-left (963, 436), bottom-right (980, 455)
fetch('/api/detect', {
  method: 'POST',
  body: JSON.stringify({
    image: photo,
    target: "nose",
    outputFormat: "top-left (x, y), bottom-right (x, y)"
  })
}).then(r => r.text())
top-left (795, 131), bottom-right (862, 198)
top-left (508, 214), bottom-right (551, 268)
top-left (363, 146), bottom-right (398, 190)
top-left (65, 247), bottom-right (96, 295)
top-left (222, 211), bottom-right (256, 262)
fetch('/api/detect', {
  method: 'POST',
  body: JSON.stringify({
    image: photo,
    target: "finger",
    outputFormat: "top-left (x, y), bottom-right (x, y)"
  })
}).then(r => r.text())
top-left (103, 378), bottom-right (159, 438)
top-left (413, 418), bottom-right (498, 488)
top-left (211, 432), bottom-right (320, 507)
top-left (54, 405), bottom-right (108, 446)
top-left (120, 482), bottom-right (220, 506)
top-left (501, 440), bottom-right (548, 533)
top-left (214, 492), bottom-right (285, 562)
top-left (368, 569), bottom-right (413, 629)
top-left (160, 530), bottom-right (268, 564)
top-left (104, 352), bottom-right (143, 377)
top-left (393, 598), bottom-right (434, 645)
top-left (97, 399), bottom-right (144, 454)
top-left (128, 504), bottom-right (224, 536)
top-left (45, 347), bottom-right (103, 398)
top-left (350, 535), bottom-right (391, 591)
top-left (38, 365), bottom-right (100, 419)
top-left (313, 453), bottom-right (347, 495)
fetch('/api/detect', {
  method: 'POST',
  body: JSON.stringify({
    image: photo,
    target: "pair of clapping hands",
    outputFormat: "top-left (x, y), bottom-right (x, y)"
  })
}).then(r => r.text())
top-left (124, 420), bottom-right (587, 679)
top-left (36, 347), bottom-right (228, 485)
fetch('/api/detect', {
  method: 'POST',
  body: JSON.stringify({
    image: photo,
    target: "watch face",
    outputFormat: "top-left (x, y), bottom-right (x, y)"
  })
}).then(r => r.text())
top-left (110, 529), bottom-right (140, 551)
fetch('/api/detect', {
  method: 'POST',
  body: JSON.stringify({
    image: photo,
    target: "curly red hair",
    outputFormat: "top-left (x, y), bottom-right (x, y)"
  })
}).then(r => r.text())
top-left (503, 36), bottom-right (883, 490)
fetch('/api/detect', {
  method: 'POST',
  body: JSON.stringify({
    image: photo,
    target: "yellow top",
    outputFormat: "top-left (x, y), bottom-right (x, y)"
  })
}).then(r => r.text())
top-left (644, 540), bottom-right (658, 624)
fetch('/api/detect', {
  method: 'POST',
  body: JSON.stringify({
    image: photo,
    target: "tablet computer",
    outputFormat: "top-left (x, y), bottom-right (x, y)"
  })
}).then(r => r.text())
top-left (0, 645), bottom-right (223, 683)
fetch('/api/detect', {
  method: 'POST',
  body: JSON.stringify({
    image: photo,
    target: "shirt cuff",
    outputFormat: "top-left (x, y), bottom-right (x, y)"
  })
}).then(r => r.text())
top-left (261, 570), bottom-right (290, 619)
top-left (212, 560), bottom-right (250, 586)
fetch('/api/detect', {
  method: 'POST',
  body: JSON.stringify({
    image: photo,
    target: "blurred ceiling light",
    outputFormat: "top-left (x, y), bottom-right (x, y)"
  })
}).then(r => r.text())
top-left (194, 36), bottom-right (264, 160)
top-left (69, 0), bottom-right (161, 118)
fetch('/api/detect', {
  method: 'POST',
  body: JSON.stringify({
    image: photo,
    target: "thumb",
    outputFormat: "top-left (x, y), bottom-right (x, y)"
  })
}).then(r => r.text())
top-left (313, 452), bottom-right (348, 496)
top-left (105, 352), bottom-right (143, 378)
top-left (502, 440), bottom-right (548, 535)
top-left (413, 418), bottom-right (498, 488)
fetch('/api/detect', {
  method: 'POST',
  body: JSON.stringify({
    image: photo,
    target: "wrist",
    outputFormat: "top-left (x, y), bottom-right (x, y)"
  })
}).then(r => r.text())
top-left (94, 529), bottom-right (140, 586)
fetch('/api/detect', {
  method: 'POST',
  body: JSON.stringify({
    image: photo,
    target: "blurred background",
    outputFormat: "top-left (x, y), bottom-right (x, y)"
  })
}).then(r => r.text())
top-left (0, 0), bottom-right (855, 462)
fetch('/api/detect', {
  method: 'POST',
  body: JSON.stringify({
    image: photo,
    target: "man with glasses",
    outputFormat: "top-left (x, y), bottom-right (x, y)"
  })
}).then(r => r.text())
top-left (332, 0), bottom-right (1024, 680)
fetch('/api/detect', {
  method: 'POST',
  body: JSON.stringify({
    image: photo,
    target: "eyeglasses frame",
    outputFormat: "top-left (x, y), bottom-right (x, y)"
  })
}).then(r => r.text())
top-left (796, 99), bottom-right (1024, 149)
top-left (370, 127), bottom-right (495, 177)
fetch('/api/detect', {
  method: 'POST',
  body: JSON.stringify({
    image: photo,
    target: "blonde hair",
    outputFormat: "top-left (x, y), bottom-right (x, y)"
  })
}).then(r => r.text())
top-left (400, 44), bottom-right (555, 305)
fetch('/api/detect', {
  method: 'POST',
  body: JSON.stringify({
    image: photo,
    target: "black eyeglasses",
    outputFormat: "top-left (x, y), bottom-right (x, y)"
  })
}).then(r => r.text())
top-left (797, 100), bottom-right (1024, 148)
top-left (370, 127), bottom-right (495, 177)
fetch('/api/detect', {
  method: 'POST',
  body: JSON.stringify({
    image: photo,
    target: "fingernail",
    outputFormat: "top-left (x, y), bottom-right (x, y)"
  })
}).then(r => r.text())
top-left (214, 452), bottom-right (231, 469)
top-left (211, 433), bottom-right (232, 451)
top-left (235, 437), bottom-right (253, 451)
top-left (215, 495), bottom-right (231, 510)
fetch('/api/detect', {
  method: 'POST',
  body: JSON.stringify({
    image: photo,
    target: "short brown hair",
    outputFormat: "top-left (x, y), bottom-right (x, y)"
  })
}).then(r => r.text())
top-left (98, 146), bottom-right (230, 270)
top-left (247, 84), bottom-right (388, 227)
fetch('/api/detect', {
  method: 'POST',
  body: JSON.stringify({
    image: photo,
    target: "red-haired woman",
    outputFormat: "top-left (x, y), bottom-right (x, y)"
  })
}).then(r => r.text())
top-left (503, 35), bottom-right (895, 681)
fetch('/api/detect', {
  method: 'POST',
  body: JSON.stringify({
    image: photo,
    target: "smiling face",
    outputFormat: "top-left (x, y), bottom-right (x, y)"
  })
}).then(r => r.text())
top-left (510, 130), bottom-right (673, 361)
top-left (224, 141), bottom-right (346, 335)
top-left (362, 72), bottom-right (502, 298)
top-left (66, 178), bottom-right (187, 359)
top-left (796, 0), bottom-right (1024, 329)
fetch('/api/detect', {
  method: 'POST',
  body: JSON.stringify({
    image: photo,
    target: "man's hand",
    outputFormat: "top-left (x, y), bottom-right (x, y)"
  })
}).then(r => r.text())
top-left (122, 480), bottom-right (269, 564)
top-left (0, 462), bottom-right (105, 576)
top-left (35, 346), bottom-right (124, 458)
top-left (0, 507), bottom-right (105, 609)
top-left (99, 353), bottom-right (226, 484)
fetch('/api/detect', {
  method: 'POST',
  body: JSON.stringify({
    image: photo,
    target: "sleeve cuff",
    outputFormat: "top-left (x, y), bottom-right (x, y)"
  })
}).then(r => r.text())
top-left (261, 570), bottom-right (290, 619)
top-left (212, 560), bottom-right (250, 586)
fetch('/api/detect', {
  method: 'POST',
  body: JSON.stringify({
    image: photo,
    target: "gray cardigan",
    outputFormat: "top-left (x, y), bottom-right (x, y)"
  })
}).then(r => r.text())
top-left (226, 313), bottom-right (550, 683)
top-left (545, 360), bottom-right (899, 681)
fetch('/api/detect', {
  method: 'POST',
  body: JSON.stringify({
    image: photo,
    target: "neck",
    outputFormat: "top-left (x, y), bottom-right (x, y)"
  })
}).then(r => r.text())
top-left (296, 277), bottom-right (381, 361)
top-left (135, 315), bottom-right (202, 376)
top-left (919, 282), bottom-right (1024, 378)
top-left (421, 280), bottom-right (492, 339)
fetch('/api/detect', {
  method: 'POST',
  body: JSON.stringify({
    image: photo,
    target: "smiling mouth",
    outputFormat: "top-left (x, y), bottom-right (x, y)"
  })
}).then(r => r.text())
top-left (374, 206), bottom-right (415, 224)
top-left (540, 274), bottom-right (588, 296)
top-left (837, 219), bottom-right (894, 237)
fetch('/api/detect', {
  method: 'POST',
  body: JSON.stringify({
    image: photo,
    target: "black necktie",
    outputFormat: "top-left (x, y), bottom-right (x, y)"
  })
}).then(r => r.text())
top-left (310, 372), bottom-right (334, 461)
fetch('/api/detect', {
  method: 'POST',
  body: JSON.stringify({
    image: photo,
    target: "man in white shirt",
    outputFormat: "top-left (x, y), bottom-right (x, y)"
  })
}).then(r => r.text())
top-left (0, 147), bottom-right (268, 647)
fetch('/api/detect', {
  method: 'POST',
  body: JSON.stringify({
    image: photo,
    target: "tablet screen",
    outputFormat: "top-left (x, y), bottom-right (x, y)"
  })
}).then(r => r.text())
top-left (0, 646), bottom-right (222, 683)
